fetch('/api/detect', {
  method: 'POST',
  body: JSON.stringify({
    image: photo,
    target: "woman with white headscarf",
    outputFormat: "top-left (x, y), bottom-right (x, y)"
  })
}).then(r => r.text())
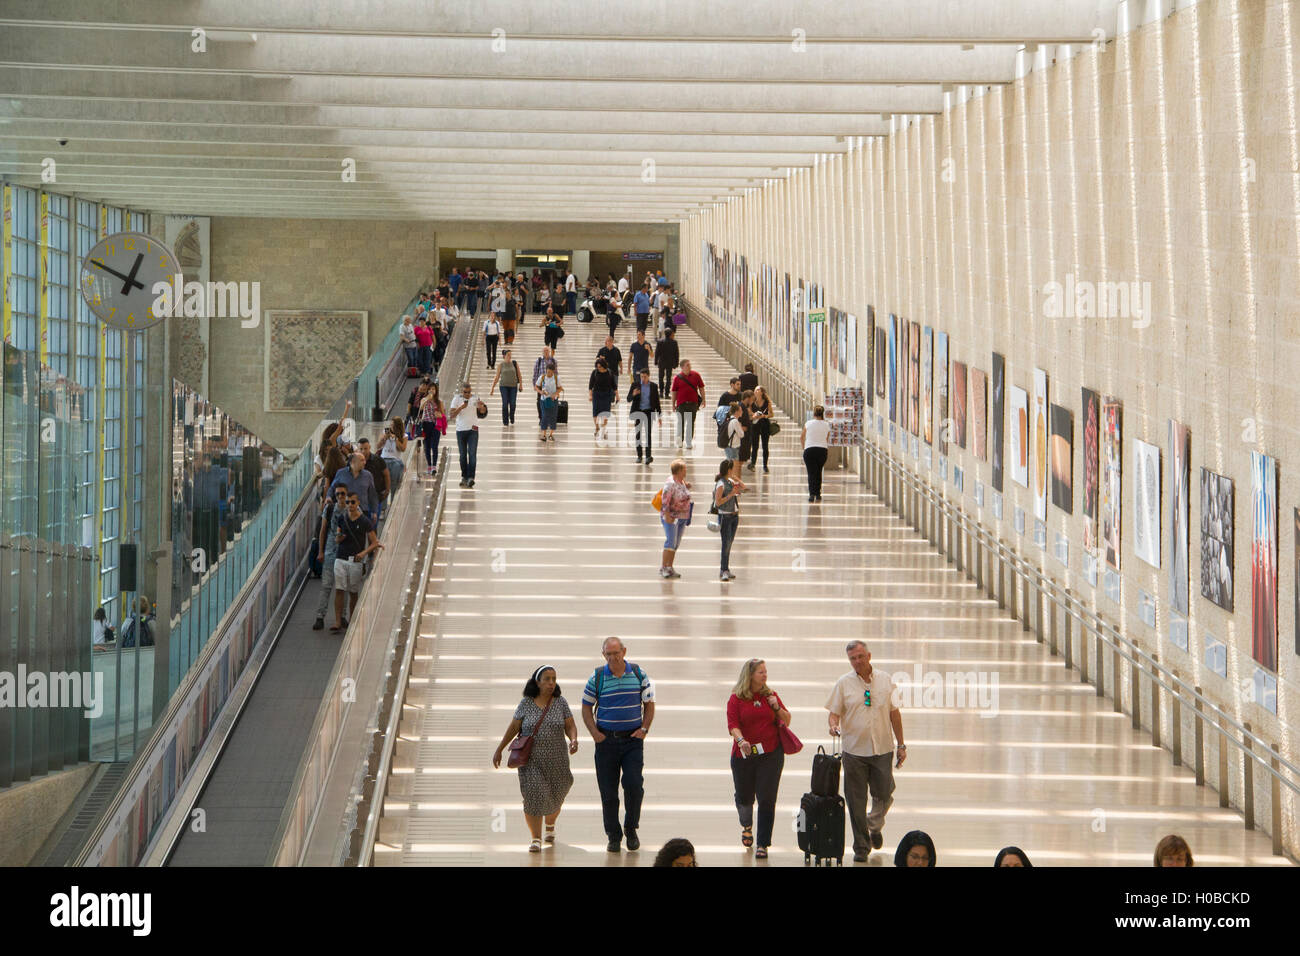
top-left (493, 665), bottom-right (579, 852)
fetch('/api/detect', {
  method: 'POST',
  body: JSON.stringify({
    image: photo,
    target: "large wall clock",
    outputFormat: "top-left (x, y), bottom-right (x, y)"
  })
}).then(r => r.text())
top-left (79, 231), bottom-right (181, 331)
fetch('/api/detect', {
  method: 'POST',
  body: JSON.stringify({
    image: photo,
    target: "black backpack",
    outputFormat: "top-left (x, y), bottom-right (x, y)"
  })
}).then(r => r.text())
top-left (120, 614), bottom-right (155, 648)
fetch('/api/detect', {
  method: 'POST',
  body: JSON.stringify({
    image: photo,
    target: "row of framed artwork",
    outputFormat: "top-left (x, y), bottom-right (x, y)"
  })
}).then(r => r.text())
top-left (865, 312), bottom-right (1287, 676)
top-left (699, 241), bottom-right (860, 382)
top-left (692, 242), bottom-right (1289, 677)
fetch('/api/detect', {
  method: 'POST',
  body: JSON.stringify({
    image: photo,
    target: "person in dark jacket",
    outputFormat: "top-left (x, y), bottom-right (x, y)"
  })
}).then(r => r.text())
top-left (626, 368), bottom-right (661, 465)
top-left (588, 358), bottom-right (616, 439)
top-left (739, 362), bottom-right (759, 393)
top-left (655, 326), bottom-right (680, 396)
top-left (894, 830), bottom-right (937, 867)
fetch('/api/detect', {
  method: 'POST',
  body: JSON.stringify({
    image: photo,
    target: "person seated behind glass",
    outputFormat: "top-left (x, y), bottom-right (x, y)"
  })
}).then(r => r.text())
top-left (92, 607), bottom-right (115, 652)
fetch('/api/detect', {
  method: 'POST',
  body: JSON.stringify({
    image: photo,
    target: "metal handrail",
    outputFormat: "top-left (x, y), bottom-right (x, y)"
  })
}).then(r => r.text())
top-left (353, 315), bottom-right (479, 865)
top-left (860, 434), bottom-right (1299, 840)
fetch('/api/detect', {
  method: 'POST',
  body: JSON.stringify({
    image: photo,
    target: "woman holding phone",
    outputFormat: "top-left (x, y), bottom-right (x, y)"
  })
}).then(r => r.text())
top-left (726, 658), bottom-right (791, 859)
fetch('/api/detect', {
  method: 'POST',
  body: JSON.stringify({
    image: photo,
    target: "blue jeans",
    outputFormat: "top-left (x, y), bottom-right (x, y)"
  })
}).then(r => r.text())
top-left (384, 457), bottom-right (404, 492)
top-left (456, 428), bottom-right (479, 480)
top-left (594, 734), bottom-right (644, 840)
top-left (404, 346), bottom-right (418, 370)
top-left (566, 290), bottom-right (577, 316)
top-left (421, 422), bottom-right (441, 469)
top-left (417, 345), bottom-right (432, 374)
top-left (719, 512), bottom-right (739, 572)
top-left (499, 385), bottom-right (517, 424)
top-left (540, 397), bottom-right (559, 430)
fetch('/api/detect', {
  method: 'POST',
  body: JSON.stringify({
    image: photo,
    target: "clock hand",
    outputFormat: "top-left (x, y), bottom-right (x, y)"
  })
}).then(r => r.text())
top-left (91, 258), bottom-right (134, 284)
top-left (120, 253), bottom-right (146, 294)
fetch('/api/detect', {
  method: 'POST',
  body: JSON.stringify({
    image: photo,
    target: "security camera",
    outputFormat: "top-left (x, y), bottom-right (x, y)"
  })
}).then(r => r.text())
top-left (56, 137), bottom-right (69, 147)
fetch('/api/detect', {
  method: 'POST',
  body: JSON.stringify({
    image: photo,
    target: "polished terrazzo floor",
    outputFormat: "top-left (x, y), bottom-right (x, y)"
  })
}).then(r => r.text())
top-left (376, 314), bottom-right (1287, 867)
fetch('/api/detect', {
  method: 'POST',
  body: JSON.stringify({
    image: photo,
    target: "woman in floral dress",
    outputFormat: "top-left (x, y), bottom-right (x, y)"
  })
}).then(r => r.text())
top-left (492, 665), bottom-right (579, 851)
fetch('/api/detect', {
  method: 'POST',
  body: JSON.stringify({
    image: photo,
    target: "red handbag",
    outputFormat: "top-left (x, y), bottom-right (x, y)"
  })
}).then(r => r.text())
top-left (507, 697), bottom-right (553, 769)
top-left (774, 699), bottom-right (803, 755)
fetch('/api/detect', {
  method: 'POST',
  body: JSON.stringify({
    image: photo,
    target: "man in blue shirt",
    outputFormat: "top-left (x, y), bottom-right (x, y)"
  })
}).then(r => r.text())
top-left (329, 454), bottom-right (379, 524)
top-left (582, 636), bottom-right (655, 853)
top-left (625, 368), bottom-right (660, 465)
top-left (633, 288), bottom-right (651, 333)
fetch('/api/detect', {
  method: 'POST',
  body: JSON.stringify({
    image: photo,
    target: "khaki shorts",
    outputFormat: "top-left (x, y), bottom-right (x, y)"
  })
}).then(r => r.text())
top-left (333, 557), bottom-right (364, 593)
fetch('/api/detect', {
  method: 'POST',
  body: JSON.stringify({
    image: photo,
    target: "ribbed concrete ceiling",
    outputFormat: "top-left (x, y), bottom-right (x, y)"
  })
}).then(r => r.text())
top-left (0, 0), bottom-right (1121, 222)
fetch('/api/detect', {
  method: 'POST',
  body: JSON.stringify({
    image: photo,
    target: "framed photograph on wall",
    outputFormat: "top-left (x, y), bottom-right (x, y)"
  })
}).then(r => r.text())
top-left (1049, 403), bottom-right (1073, 514)
top-left (1200, 467), bottom-right (1233, 611)
top-left (1032, 368), bottom-right (1050, 523)
top-left (1250, 451), bottom-right (1277, 671)
top-left (1009, 385), bottom-right (1029, 488)
top-left (1132, 437), bottom-right (1161, 569)
top-left (1169, 421), bottom-right (1191, 615)
top-left (1081, 388), bottom-right (1101, 553)
top-left (971, 368), bottom-right (987, 461)
top-left (922, 327), bottom-right (933, 446)
top-left (991, 353), bottom-right (1005, 491)
top-left (1101, 398), bottom-right (1123, 570)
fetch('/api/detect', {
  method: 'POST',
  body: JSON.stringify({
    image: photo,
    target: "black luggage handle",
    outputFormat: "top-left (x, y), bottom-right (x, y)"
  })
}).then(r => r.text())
top-left (816, 737), bottom-right (842, 757)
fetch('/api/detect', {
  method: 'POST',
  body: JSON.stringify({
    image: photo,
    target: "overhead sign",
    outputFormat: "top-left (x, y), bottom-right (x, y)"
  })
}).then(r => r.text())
top-left (622, 251), bottom-right (662, 260)
top-left (808, 310), bottom-right (826, 324)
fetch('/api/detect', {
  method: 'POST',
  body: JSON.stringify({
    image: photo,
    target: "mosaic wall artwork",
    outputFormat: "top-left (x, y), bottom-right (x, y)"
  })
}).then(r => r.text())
top-left (264, 310), bottom-right (369, 411)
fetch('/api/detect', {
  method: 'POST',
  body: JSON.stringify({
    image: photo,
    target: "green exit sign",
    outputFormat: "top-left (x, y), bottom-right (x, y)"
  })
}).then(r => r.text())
top-left (808, 310), bottom-right (826, 324)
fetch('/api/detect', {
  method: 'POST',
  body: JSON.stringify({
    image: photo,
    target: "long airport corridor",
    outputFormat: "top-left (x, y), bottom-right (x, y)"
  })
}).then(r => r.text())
top-left (374, 316), bottom-right (1283, 867)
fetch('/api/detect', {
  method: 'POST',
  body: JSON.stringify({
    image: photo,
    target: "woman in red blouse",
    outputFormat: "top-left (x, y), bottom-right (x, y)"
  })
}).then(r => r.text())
top-left (727, 658), bottom-right (792, 858)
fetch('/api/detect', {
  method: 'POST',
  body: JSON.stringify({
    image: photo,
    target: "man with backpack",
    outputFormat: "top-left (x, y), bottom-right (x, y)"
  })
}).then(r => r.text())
top-left (119, 596), bottom-right (155, 647)
top-left (581, 637), bottom-right (655, 853)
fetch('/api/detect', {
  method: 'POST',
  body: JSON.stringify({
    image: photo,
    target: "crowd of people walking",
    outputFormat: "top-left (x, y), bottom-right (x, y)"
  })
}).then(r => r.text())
top-left (312, 266), bottom-right (1203, 869)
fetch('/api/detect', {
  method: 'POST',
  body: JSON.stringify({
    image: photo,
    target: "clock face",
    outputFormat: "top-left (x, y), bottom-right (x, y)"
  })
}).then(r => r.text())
top-left (79, 231), bottom-right (181, 331)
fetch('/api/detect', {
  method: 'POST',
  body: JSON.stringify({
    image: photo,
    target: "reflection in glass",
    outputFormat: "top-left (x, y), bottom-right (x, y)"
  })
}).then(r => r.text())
top-left (168, 380), bottom-right (285, 690)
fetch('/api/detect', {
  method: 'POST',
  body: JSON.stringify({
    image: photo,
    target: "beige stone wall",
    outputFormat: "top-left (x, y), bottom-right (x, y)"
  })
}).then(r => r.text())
top-left (203, 218), bottom-right (437, 449)
top-left (684, 0), bottom-right (1298, 855)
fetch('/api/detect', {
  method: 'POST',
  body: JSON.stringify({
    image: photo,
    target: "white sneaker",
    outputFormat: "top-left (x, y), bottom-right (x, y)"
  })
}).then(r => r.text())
top-left (659, 567), bottom-right (672, 578)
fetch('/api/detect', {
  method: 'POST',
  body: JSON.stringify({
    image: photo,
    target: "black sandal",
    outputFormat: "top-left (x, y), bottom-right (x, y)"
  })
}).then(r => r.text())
top-left (741, 827), bottom-right (753, 848)
top-left (755, 847), bottom-right (768, 859)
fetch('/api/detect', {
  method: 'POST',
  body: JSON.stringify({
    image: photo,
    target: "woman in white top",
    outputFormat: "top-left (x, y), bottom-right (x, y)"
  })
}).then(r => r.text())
top-left (535, 365), bottom-right (563, 443)
top-left (801, 405), bottom-right (831, 502)
top-left (484, 316), bottom-right (503, 369)
top-left (380, 416), bottom-right (408, 492)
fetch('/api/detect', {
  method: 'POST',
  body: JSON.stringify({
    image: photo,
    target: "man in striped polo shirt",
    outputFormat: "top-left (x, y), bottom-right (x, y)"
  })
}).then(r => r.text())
top-left (582, 636), bottom-right (655, 853)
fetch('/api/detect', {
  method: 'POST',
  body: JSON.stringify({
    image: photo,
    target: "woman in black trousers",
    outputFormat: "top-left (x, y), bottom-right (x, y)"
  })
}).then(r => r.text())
top-left (801, 405), bottom-right (830, 502)
top-left (748, 386), bottom-right (773, 472)
top-left (726, 659), bottom-right (791, 859)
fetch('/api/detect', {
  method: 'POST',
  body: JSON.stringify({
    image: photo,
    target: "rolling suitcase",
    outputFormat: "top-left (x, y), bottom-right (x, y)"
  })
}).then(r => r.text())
top-left (556, 400), bottom-right (569, 425)
top-left (797, 792), bottom-right (846, 866)
top-left (811, 741), bottom-right (842, 797)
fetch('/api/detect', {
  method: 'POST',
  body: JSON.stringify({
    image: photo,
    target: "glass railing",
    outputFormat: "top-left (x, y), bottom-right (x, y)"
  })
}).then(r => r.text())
top-left (0, 344), bottom-right (98, 786)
